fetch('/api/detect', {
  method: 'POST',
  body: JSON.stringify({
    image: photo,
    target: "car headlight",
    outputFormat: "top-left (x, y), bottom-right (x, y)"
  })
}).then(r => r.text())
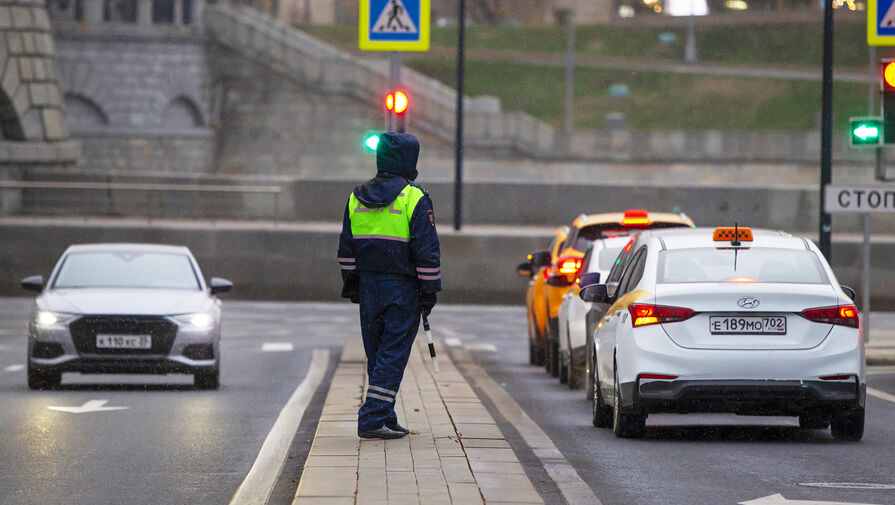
top-left (33, 310), bottom-right (75, 328)
top-left (173, 313), bottom-right (215, 330)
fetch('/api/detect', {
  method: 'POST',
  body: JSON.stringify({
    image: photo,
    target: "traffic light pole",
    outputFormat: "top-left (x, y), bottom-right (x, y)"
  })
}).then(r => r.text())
top-left (389, 52), bottom-right (403, 132)
top-left (818, 0), bottom-right (834, 261)
top-left (453, 0), bottom-right (466, 231)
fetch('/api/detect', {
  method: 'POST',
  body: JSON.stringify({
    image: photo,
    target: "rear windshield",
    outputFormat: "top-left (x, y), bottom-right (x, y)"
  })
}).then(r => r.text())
top-left (54, 251), bottom-right (201, 290)
top-left (573, 226), bottom-right (629, 250)
top-left (658, 248), bottom-right (829, 285)
top-left (597, 247), bottom-right (624, 271)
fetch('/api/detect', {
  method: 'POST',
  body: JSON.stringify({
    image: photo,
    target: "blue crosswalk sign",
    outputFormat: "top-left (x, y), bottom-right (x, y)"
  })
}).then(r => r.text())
top-left (359, 0), bottom-right (430, 51)
top-left (869, 0), bottom-right (895, 45)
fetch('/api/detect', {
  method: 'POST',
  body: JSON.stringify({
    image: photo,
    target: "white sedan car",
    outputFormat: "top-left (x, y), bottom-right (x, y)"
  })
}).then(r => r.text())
top-left (582, 227), bottom-right (865, 440)
top-left (557, 236), bottom-right (630, 388)
top-left (22, 243), bottom-right (232, 390)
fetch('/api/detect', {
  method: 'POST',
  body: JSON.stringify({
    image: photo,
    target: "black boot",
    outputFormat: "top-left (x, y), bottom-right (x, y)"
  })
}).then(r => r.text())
top-left (386, 421), bottom-right (410, 435)
top-left (358, 425), bottom-right (407, 439)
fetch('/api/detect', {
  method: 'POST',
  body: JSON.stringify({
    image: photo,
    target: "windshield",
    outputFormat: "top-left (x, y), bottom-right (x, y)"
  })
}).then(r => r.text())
top-left (658, 248), bottom-right (829, 284)
top-left (53, 251), bottom-right (201, 290)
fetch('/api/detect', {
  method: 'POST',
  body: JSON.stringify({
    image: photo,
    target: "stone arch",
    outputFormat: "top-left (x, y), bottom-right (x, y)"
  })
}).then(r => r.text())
top-left (0, 87), bottom-right (25, 140)
top-left (63, 93), bottom-right (109, 129)
top-left (163, 95), bottom-right (204, 128)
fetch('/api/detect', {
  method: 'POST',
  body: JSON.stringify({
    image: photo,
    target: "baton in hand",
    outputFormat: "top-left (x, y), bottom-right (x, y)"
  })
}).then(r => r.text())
top-left (423, 315), bottom-right (440, 373)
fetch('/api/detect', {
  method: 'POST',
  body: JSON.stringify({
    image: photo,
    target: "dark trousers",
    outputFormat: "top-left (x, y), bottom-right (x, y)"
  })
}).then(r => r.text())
top-left (357, 272), bottom-right (420, 431)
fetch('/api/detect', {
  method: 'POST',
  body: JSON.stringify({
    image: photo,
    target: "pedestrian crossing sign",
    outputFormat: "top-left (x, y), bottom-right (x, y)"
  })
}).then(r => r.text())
top-left (359, 0), bottom-right (430, 51)
top-left (869, 0), bottom-right (895, 45)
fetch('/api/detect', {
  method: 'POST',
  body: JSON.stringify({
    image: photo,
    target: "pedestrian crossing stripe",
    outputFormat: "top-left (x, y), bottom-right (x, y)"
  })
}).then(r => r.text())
top-left (359, 0), bottom-right (430, 52)
top-left (869, 0), bottom-right (895, 45)
top-left (372, 0), bottom-right (418, 34)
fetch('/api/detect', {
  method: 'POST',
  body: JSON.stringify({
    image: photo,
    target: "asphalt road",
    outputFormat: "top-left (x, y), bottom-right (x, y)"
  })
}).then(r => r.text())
top-left (0, 298), bottom-right (356, 505)
top-left (432, 305), bottom-right (895, 505)
top-left (3, 299), bottom-right (895, 505)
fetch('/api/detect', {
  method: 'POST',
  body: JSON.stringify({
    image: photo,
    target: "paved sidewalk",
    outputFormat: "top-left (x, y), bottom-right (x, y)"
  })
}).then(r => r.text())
top-left (292, 338), bottom-right (545, 505)
top-left (865, 312), bottom-right (895, 365)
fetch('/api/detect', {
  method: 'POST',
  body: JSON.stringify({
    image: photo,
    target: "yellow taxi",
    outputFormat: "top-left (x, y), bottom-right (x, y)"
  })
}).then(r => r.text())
top-left (541, 210), bottom-right (695, 377)
top-left (518, 226), bottom-right (568, 366)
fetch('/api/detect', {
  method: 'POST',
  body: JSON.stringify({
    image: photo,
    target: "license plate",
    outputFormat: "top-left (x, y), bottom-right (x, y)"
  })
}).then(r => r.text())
top-left (96, 334), bottom-right (152, 349)
top-left (709, 316), bottom-right (786, 335)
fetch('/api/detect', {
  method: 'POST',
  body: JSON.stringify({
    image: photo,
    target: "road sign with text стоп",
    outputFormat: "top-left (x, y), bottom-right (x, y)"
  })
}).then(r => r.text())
top-left (824, 184), bottom-right (895, 214)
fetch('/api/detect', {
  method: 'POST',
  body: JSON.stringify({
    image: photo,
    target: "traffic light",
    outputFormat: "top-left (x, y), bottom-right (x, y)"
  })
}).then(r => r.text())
top-left (849, 117), bottom-right (882, 148)
top-left (364, 133), bottom-right (380, 152)
top-left (880, 59), bottom-right (895, 144)
top-left (385, 90), bottom-right (409, 132)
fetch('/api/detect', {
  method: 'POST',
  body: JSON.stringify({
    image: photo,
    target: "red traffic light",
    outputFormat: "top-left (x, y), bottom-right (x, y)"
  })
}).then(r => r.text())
top-left (385, 90), bottom-right (408, 114)
top-left (881, 60), bottom-right (895, 91)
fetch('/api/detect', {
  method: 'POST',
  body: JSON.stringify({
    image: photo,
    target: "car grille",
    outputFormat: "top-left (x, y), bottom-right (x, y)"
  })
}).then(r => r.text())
top-left (69, 316), bottom-right (177, 355)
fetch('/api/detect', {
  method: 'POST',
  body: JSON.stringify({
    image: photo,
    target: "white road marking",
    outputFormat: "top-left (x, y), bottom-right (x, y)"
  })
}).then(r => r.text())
top-left (47, 400), bottom-right (129, 414)
top-left (464, 343), bottom-right (497, 353)
top-left (799, 483), bottom-right (895, 490)
top-left (262, 343), bottom-right (294, 352)
top-left (4, 364), bottom-right (24, 372)
top-left (229, 348), bottom-right (329, 505)
top-left (444, 337), bottom-right (462, 347)
top-left (455, 349), bottom-right (602, 505)
top-left (739, 493), bottom-right (880, 505)
top-left (867, 387), bottom-right (895, 404)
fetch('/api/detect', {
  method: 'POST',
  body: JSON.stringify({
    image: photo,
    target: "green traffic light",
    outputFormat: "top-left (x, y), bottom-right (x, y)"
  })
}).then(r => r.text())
top-left (364, 134), bottom-right (379, 151)
top-left (849, 117), bottom-right (882, 148)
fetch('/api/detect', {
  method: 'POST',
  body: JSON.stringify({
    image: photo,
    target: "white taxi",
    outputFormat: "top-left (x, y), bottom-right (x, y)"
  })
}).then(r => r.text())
top-left (581, 227), bottom-right (865, 440)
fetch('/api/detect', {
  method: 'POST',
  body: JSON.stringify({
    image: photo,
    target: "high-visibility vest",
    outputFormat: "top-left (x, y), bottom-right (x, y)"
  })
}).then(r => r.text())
top-left (348, 184), bottom-right (425, 242)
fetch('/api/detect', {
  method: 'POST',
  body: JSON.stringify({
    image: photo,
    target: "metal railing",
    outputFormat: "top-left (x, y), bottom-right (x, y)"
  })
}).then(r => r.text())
top-left (0, 181), bottom-right (284, 221)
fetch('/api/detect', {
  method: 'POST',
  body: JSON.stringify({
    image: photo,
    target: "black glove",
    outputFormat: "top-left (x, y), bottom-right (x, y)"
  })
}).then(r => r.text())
top-left (419, 292), bottom-right (437, 317)
top-left (341, 275), bottom-right (360, 304)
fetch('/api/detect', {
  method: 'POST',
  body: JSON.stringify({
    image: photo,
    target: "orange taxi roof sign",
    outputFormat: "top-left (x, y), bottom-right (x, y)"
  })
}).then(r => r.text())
top-left (713, 227), bottom-right (753, 242)
top-left (622, 209), bottom-right (650, 226)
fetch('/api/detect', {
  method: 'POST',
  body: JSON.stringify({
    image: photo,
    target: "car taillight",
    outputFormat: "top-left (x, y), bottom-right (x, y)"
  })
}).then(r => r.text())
top-left (639, 373), bottom-right (678, 380)
top-left (799, 305), bottom-right (859, 328)
top-left (543, 266), bottom-right (552, 281)
top-left (557, 256), bottom-right (581, 275)
top-left (628, 304), bottom-right (696, 327)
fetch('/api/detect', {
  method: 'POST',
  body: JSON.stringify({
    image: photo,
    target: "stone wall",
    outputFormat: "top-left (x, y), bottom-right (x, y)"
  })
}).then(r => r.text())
top-left (0, 0), bottom-right (78, 165)
top-left (54, 30), bottom-right (215, 173)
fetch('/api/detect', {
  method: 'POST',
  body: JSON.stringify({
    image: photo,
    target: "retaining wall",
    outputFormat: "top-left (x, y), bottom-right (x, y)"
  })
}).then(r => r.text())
top-left (0, 220), bottom-right (892, 308)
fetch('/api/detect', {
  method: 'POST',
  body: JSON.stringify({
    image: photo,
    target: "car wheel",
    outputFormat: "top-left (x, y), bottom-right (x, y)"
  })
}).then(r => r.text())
top-left (592, 367), bottom-right (612, 428)
top-left (27, 364), bottom-right (60, 390)
top-left (612, 366), bottom-right (645, 438)
top-left (528, 313), bottom-right (542, 366)
top-left (798, 408), bottom-right (831, 430)
top-left (194, 367), bottom-right (220, 390)
top-left (546, 318), bottom-right (560, 377)
top-left (585, 345), bottom-right (594, 401)
top-left (567, 360), bottom-right (579, 389)
top-left (830, 408), bottom-right (864, 441)
top-left (559, 351), bottom-right (569, 384)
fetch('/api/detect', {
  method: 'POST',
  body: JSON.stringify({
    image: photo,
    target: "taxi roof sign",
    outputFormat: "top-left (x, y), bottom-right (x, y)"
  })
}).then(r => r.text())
top-left (359, 0), bottom-right (430, 52)
top-left (713, 227), bottom-right (753, 242)
top-left (868, 0), bottom-right (895, 46)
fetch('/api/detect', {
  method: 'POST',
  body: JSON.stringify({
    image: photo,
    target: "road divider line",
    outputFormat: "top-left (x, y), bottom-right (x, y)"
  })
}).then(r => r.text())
top-left (262, 343), bottom-right (294, 352)
top-left (452, 348), bottom-right (603, 505)
top-left (444, 337), bottom-right (462, 347)
top-left (867, 386), bottom-right (895, 405)
top-left (229, 348), bottom-right (329, 505)
top-left (4, 364), bottom-right (24, 372)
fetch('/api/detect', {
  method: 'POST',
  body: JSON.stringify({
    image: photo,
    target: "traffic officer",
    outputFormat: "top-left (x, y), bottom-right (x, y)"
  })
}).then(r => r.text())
top-left (337, 132), bottom-right (441, 440)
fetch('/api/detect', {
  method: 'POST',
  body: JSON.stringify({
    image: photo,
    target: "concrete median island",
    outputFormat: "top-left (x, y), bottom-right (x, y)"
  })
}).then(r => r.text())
top-left (293, 338), bottom-right (544, 505)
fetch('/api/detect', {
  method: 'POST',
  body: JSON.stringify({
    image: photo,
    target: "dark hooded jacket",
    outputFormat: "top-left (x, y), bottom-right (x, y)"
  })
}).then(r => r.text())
top-left (338, 132), bottom-right (441, 295)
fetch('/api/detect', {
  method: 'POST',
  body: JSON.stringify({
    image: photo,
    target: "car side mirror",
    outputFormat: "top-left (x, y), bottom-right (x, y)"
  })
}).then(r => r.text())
top-left (516, 261), bottom-right (533, 277)
top-left (210, 277), bottom-right (233, 295)
top-left (579, 272), bottom-right (601, 288)
top-left (580, 284), bottom-right (609, 303)
top-left (21, 275), bottom-right (43, 293)
top-left (530, 250), bottom-right (551, 269)
top-left (840, 285), bottom-right (856, 301)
